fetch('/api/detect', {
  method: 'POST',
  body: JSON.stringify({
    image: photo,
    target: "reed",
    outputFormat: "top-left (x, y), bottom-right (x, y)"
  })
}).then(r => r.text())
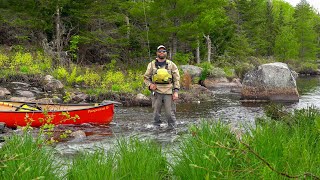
top-left (244, 107), bottom-right (320, 179)
top-left (171, 121), bottom-right (243, 179)
top-left (67, 150), bottom-right (115, 180)
top-left (0, 134), bottom-right (59, 180)
top-left (67, 138), bottom-right (169, 180)
top-left (113, 138), bottom-right (169, 179)
top-left (171, 107), bottom-right (320, 179)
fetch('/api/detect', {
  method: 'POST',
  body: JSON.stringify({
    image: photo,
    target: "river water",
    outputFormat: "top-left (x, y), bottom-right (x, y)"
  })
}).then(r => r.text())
top-left (51, 76), bottom-right (320, 156)
top-left (1, 77), bottom-right (318, 154)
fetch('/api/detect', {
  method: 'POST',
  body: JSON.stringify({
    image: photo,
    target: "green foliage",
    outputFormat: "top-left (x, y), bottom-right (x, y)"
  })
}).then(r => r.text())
top-left (173, 52), bottom-right (192, 65)
top-left (296, 62), bottom-right (318, 74)
top-left (83, 69), bottom-right (101, 87)
top-left (0, 134), bottom-right (59, 180)
top-left (274, 26), bottom-right (299, 61)
top-left (294, 1), bottom-right (318, 61)
top-left (53, 66), bottom-right (68, 80)
top-left (114, 138), bottom-right (168, 179)
top-left (223, 67), bottom-right (236, 78)
top-left (262, 103), bottom-right (289, 121)
top-left (68, 138), bottom-right (168, 180)
top-left (66, 66), bottom-right (78, 85)
top-left (36, 51), bottom-right (52, 71)
top-left (172, 121), bottom-right (240, 179)
top-left (69, 35), bottom-right (80, 60)
top-left (208, 67), bottom-right (226, 78)
top-left (67, 150), bottom-right (115, 180)
top-left (11, 52), bottom-right (33, 67)
top-left (234, 62), bottom-right (255, 79)
top-left (0, 53), bottom-right (9, 67)
top-left (198, 62), bottom-right (213, 80)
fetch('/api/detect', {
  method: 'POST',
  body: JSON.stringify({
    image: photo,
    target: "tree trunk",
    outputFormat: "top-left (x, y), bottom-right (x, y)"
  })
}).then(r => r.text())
top-left (55, 5), bottom-right (62, 65)
top-left (204, 34), bottom-right (211, 62)
top-left (196, 38), bottom-right (200, 64)
top-left (125, 16), bottom-right (130, 39)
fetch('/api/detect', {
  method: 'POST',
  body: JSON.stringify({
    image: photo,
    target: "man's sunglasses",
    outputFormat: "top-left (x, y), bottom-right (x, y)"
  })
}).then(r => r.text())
top-left (158, 50), bottom-right (166, 53)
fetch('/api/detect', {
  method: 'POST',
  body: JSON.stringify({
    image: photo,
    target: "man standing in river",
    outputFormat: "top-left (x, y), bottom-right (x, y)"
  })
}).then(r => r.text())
top-left (144, 45), bottom-right (180, 129)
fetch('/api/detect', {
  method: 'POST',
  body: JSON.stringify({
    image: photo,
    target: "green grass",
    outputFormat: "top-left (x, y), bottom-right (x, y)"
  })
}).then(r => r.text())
top-left (67, 138), bottom-right (169, 180)
top-left (171, 121), bottom-right (243, 179)
top-left (67, 150), bottom-right (115, 180)
top-left (2, 107), bottom-right (320, 179)
top-left (0, 134), bottom-right (60, 180)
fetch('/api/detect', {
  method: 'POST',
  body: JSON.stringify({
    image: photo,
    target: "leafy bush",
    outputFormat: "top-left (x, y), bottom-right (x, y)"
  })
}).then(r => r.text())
top-left (173, 52), bottom-right (192, 65)
top-left (36, 51), bottom-right (52, 71)
top-left (223, 67), bottom-right (236, 78)
top-left (208, 67), bottom-right (226, 78)
top-left (11, 52), bottom-right (33, 67)
top-left (234, 62), bottom-right (254, 79)
top-left (198, 62), bottom-right (214, 80)
top-left (297, 62), bottom-right (318, 74)
top-left (67, 66), bottom-right (78, 85)
top-left (0, 53), bottom-right (9, 67)
top-left (53, 66), bottom-right (69, 80)
top-left (102, 70), bottom-right (125, 89)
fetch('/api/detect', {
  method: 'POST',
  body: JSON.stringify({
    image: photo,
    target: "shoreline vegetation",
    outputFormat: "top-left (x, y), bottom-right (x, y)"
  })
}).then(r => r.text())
top-left (0, 49), bottom-right (319, 107)
top-left (1, 105), bottom-right (320, 179)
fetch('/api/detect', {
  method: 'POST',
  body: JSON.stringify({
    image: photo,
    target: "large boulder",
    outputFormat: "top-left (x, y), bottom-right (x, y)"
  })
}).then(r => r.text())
top-left (180, 65), bottom-right (202, 79)
top-left (241, 62), bottom-right (299, 102)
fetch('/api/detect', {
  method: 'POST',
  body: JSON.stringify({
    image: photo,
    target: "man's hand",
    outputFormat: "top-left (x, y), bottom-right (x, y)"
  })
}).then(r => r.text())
top-left (172, 92), bottom-right (178, 101)
top-left (149, 83), bottom-right (157, 91)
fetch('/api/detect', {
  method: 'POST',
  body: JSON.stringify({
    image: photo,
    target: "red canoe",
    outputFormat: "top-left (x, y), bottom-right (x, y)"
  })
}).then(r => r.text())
top-left (0, 101), bottom-right (116, 128)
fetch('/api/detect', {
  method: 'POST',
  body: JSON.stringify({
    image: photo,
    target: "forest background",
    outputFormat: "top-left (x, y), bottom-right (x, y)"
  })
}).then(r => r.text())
top-left (0, 0), bottom-right (319, 97)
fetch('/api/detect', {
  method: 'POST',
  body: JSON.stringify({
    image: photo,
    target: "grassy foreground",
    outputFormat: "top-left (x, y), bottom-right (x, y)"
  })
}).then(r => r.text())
top-left (1, 107), bottom-right (320, 179)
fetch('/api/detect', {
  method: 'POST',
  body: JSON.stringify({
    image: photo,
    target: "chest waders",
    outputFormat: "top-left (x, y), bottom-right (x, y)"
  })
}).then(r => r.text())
top-left (151, 60), bottom-right (176, 128)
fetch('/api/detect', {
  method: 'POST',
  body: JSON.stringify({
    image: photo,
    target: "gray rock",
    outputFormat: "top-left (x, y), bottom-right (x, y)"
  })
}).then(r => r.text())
top-left (70, 130), bottom-right (86, 142)
top-left (135, 93), bottom-right (151, 106)
top-left (136, 93), bottom-right (149, 101)
top-left (16, 90), bottom-right (35, 98)
top-left (44, 79), bottom-right (64, 92)
top-left (43, 75), bottom-right (55, 85)
top-left (0, 87), bottom-right (11, 97)
top-left (9, 97), bottom-right (35, 102)
top-left (180, 65), bottom-right (202, 78)
top-left (71, 93), bottom-right (89, 103)
top-left (203, 77), bottom-right (242, 89)
top-left (241, 62), bottom-right (299, 102)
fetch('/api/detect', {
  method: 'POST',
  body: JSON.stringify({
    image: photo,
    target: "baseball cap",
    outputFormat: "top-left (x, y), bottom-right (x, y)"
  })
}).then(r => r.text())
top-left (157, 45), bottom-right (166, 50)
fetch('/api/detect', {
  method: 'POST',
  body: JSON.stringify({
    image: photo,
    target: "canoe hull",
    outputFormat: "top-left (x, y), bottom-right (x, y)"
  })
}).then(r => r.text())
top-left (0, 102), bottom-right (114, 128)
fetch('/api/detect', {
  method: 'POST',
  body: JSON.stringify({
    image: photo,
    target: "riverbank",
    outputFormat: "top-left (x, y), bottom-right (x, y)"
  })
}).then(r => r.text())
top-left (0, 73), bottom-right (226, 107)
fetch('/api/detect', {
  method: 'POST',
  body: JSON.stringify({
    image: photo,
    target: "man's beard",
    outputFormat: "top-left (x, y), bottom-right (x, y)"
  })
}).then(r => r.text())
top-left (157, 55), bottom-right (166, 59)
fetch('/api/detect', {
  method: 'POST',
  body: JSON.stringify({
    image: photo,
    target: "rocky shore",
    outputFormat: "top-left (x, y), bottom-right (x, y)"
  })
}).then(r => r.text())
top-left (0, 73), bottom-right (241, 107)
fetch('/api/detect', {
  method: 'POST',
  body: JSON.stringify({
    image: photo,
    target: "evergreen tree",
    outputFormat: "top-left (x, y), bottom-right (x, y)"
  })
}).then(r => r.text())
top-left (274, 26), bottom-right (299, 61)
top-left (294, 0), bottom-right (318, 61)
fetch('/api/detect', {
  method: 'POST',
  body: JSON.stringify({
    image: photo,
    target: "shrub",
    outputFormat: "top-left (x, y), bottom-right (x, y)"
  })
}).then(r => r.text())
top-left (0, 53), bottom-right (9, 67)
top-left (173, 52), bottom-right (192, 65)
top-left (102, 70), bottom-right (125, 89)
top-left (66, 66), bottom-right (78, 85)
top-left (198, 62), bottom-right (214, 81)
top-left (208, 67), bottom-right (226, 78)
top-left (53, 66), bottom-right (69, 80)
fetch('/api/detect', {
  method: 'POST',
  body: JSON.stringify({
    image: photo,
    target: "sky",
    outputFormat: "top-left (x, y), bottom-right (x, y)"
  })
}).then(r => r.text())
top-left (283, 0), bottom-right (320, 12)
